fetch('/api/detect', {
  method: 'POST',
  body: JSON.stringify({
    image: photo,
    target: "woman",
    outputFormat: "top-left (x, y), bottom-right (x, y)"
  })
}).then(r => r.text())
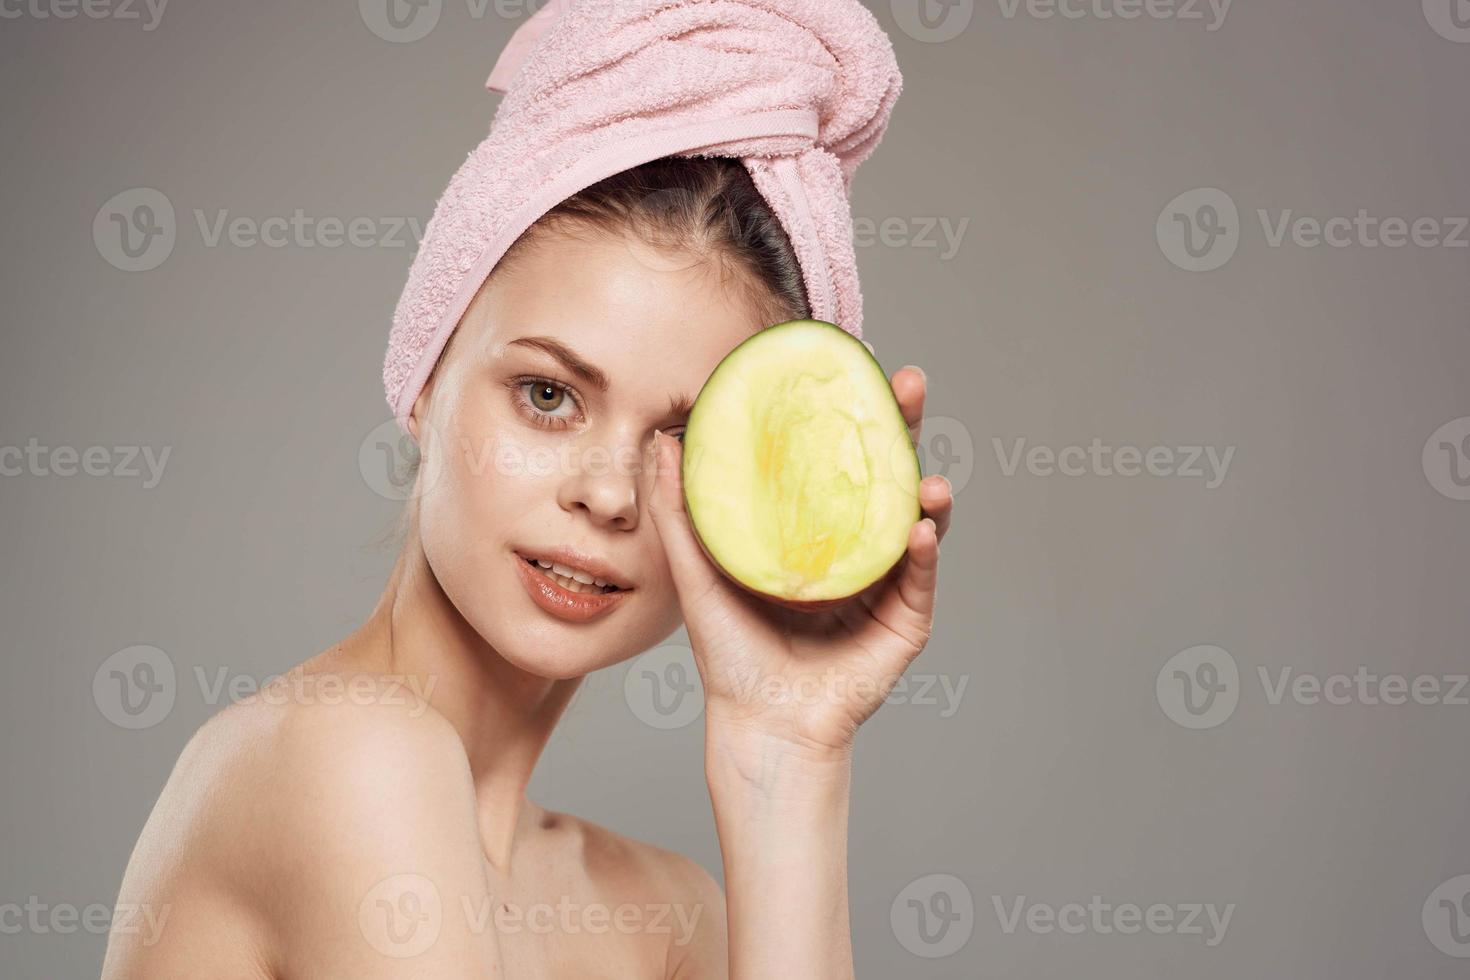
top-left (103, 2), bottom-right (954, 977)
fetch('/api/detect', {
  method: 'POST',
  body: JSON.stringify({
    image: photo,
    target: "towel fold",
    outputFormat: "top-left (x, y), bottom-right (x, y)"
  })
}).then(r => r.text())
top-left (384, 0), bottom-right (903, 424)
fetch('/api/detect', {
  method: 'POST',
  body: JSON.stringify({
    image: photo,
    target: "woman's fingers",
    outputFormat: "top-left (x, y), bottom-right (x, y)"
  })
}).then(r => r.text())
top-left (892, 365), bottom-right (953, 543)
top-left (647, 431), bottom-right (724, 606)
top-left (919, 475), bottom-right (954, 544)
top-left (859, 517), bottom-right (941, 654)
top-left (892, 365), bottom-right (927, 445)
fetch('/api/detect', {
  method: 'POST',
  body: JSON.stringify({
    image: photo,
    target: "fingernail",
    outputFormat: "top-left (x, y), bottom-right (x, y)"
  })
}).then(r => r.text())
top-left (902, 364), bottom-right (927, 384)
top-left (922, 517), bottom-right (937, 535)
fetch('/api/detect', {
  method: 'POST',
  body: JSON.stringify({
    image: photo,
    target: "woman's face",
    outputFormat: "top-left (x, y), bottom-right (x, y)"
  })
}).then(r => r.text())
top-left (409, 224), bottom-right (770, 679)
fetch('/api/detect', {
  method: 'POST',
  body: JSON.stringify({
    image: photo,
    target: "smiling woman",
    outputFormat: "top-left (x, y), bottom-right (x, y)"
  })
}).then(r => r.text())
top-left (403, 160), bottom-right (817, 677)
top-left (102, 2), bottom-right (953, 978)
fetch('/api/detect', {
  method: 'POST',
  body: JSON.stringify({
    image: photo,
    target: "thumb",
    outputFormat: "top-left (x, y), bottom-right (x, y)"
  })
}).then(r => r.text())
top-left (648, 430), bottom-right (722, 604)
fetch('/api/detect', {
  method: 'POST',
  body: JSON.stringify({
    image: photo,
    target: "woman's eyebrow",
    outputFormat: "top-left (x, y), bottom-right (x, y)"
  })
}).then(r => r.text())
top-left (667, 391), bottom-right (696, 420)
top-left (507, 334), bottom-right (695, 420)
top-left (506, 336), bottom-right (610, 392)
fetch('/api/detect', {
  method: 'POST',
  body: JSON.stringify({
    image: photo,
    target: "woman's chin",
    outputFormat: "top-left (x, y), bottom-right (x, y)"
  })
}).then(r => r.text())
top-left (496, 637), bottom-right (635, 681)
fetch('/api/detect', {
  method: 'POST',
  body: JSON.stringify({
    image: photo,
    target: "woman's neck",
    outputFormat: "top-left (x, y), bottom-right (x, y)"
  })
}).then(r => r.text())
top-left (328, 530), bottom-right (583, 870)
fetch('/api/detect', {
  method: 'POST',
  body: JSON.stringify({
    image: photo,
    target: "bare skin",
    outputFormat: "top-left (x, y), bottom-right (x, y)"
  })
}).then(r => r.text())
top-left (101, 225), bottom-right (954, 979)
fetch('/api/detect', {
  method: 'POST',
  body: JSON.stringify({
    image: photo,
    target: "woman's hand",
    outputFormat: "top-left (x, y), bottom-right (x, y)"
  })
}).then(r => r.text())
top-left (648, 362), bottom-right (953, 765)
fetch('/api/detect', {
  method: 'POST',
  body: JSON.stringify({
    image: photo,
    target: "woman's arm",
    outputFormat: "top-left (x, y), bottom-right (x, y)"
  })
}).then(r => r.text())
top-left (649, 364), bottom-right (952, 980)
top-left (705, 728), bottom-right (855, 979)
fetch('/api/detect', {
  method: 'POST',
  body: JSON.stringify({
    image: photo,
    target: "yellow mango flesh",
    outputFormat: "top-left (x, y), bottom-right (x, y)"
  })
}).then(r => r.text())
top-left (682, 321), bottom-right (922, 605)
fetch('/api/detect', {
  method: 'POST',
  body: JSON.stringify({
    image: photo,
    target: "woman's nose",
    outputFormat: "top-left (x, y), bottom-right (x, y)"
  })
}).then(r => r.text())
top-left (555, 440), bottom-right (642, 531)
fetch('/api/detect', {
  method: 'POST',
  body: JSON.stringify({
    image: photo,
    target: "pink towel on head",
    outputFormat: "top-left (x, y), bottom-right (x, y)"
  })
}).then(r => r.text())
top-left (383, 0), bottom-right (903, 426)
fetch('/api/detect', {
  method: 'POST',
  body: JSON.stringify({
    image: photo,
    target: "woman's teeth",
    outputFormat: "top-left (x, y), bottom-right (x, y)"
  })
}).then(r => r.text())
top-left (527, 558), bottom-right (617, 595)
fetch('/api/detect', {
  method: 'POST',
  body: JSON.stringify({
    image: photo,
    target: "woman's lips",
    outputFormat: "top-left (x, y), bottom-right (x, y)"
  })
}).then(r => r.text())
top-left (513, 552), bottom-right (630, 623)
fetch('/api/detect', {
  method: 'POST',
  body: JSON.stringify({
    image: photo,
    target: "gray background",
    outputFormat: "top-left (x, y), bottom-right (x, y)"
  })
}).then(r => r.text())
top-left (3, 0), bottom-right (1468, 976)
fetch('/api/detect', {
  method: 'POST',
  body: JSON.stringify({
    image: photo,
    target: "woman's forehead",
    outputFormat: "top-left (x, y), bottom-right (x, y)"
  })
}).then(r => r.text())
top-left (473, 230), bottom-right (764, 381)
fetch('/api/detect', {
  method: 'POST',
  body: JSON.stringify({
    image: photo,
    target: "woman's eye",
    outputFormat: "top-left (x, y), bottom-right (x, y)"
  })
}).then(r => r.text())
top-left (523, 380), bottom-right (574, 417)
top-left (511, 376), bottom-right (579, 429)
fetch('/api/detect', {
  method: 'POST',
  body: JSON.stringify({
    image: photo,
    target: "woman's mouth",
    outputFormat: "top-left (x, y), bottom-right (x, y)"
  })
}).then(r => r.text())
top-left (512, 549), bottom-right (631, 624)
top-left (520, 555), bottom-right (621, 595)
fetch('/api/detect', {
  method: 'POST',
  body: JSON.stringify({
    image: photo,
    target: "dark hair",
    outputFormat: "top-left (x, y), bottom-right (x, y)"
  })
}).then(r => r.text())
top-left (500, 155), bottom-right (811, 326)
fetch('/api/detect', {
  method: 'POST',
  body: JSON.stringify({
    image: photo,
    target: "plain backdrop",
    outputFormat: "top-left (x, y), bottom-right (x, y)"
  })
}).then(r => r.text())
top-left (2, 0), bottom-right (1468, 977)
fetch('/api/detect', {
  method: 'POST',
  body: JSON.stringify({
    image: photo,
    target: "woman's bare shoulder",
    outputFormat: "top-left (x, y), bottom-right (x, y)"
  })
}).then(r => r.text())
top-left (106, 672), bottom-right (497, 977)
top-left (167, 671), bottom-right (480, 884)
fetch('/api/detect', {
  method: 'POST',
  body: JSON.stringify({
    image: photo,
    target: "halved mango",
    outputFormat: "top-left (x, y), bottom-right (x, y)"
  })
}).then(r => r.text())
top-left (681, 320), bottom-right (923, 609)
